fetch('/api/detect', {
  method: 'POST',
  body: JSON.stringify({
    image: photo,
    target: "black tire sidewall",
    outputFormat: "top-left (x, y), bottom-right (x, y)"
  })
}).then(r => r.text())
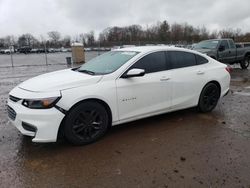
top-left (240, 56), bottom-right (250, 69)
top-left (64, 101), bottom-right (109, 145)
top-left (198, 83), bottom-right (220, 113)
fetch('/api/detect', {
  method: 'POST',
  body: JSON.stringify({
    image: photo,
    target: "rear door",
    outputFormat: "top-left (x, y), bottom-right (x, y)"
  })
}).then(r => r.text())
top-left (228, 39), bottom-right (237, 63)
top-left (168, 51), bottom-right (208, 110)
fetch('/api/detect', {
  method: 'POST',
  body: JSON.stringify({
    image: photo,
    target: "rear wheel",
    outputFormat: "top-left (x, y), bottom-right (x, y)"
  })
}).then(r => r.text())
top-left (64, 101), bottom-right (109, 145)
top-left (198, 83), bottom-right (220, 113)
top-left (240, 56), bottom-right (250, 69)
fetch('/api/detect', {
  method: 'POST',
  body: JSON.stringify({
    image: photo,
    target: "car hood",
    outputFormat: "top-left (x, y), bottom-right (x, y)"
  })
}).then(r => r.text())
top-left (194, 48), bottom-right (213, 54)
top-left (18, 69), bottom-right (103, 92)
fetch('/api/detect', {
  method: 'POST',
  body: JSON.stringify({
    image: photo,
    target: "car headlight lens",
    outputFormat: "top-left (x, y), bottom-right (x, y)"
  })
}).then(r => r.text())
top-left (22, 97), bottom-right (61, 109)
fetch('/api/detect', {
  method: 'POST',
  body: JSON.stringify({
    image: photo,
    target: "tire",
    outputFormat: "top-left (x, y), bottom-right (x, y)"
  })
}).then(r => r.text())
top-left (240, 56), bottom-right (250, 69)
top-left (198, 83), bottom-right (220, 113)
top-left (64, 101), bottom-right (109, 145)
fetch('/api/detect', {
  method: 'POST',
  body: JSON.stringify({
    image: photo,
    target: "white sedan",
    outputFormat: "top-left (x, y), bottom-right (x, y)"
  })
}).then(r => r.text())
top-left (7, 46), bottom-right (230, 145)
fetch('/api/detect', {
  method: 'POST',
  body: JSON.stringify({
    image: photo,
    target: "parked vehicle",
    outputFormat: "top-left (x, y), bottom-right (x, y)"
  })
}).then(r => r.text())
top-left (111, 46), bottom-right (122, 50)
top-left (84, 48), bottom-right (91, 52)
top-left (60, 47), bottom-right (70, 52)
top-left (8, 46), bottom-right (230, 145)
top-left (3, 49), bottom-right (11, 54)
top-left (37, 48), bottom-right (49, 53)
top-left (0, 48), bottom-right (15, 54)
top-left (54, 48), bottom-right (62, 53)
top-left (30, 49), bottom-right (39, 53)
top-left (18, 46), bottom-right (32, 54)
top-left (48, 48), bottom-right (55, 53)
top-left (194, 39), bottom-right (250, 69)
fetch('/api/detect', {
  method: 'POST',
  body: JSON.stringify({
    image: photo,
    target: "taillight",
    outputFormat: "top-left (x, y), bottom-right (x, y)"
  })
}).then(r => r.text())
top-left (225, 66), bottom-right (232, 73)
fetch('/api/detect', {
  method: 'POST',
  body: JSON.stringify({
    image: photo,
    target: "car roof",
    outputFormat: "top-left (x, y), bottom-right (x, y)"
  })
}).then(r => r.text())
top-left (114, 46), bottom-right (195, 54)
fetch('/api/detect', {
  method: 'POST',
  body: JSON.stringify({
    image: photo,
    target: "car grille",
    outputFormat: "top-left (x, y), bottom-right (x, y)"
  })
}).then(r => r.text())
top-left (7, 106), bottom-right (16, 121)
top-left (9, 95), bottom-right (21, 102)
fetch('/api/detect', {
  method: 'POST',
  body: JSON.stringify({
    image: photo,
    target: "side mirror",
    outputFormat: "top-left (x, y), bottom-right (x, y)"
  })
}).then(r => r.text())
top-left (219, 45), bottom-right (225, 52)
top-left (122, 68), bottom-right (145, 78)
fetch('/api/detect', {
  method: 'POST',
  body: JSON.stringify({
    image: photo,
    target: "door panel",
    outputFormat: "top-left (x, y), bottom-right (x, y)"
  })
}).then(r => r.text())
top-left (171, 66), bottom-right (207, 110)
top-left (218, 48), bottom-right (236, 63)
top-left (218, 40), bottom-right (234, 63)
top-left (168, 51), bottom-right (207, 110)
top-left (227, 48), bottom-right (236, 63)
top-left (116, 71), bottom-right (172, 121)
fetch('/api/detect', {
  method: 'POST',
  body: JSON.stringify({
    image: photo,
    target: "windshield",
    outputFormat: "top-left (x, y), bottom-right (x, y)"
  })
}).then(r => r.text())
top-left (194, 40), bottom-right (219, 49)
top-left (77, 51), bottom-right (139, 75)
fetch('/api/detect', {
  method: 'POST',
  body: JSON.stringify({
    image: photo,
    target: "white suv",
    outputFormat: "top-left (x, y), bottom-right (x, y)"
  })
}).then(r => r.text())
top-left (7, 46), bottom-right (230, 145)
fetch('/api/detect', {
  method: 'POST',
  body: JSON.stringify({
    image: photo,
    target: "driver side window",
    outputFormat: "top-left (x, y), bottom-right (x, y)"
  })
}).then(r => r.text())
top-left (220, 40), bottom-right (229, 50)
top-left (129, 51), bottom-right (168, 74)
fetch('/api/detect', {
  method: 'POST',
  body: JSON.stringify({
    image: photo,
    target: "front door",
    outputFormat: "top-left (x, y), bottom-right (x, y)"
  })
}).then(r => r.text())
top-left (218, 40), bottom-right (233, 63)
top-left (116, 51), bottom-right (172, 121)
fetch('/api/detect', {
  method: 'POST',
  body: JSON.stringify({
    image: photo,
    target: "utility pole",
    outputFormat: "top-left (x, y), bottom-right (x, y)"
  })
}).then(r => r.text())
top-left (44, 41), bottom-right (48, 66)
top-left (98, 40), bottom-right (101, 56)
top-left (40, 35), bottom-right (48, 66)
top-left (10, 45), bottom-right (14, 67)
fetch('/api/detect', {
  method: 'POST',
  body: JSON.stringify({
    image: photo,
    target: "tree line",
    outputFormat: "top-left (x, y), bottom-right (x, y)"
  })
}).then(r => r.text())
top-left (1, 20), bottom-right (250, 49)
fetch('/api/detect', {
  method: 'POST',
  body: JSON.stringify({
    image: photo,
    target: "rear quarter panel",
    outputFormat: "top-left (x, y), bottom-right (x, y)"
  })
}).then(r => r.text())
top-left (205, 59), bottom-right (230, 97)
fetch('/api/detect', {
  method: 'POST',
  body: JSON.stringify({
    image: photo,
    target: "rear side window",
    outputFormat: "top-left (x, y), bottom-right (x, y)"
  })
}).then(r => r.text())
top-left (169, 51), bottom-right (196, 69)
top-left (244, 43), bottom-right (250, 47)
top-left (196, 55), bottom-right (208, 65)
top-left (130, 51), bottom-right (168, 73)
top-left (228, 40), bottom-right (236, 48)
top-left (236, 44), bottom-right (243, 48)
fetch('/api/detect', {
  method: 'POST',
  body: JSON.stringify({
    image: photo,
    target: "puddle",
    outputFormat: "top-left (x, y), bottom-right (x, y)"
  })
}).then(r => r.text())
top-left (234, 92), bottom-right (250, 96)
top-left (231, 77), bottom-right (248, 82)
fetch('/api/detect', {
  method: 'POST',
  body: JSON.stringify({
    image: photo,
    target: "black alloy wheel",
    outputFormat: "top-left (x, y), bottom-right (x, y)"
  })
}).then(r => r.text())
top-left (198, 83), bottom-right (220, 113)
top-left (64, 101), bottom-right (109, 145)
top-left (240, 56), bottom-right (250, 69)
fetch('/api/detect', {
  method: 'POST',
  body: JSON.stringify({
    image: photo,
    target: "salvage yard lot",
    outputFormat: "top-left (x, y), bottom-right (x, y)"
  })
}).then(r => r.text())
top-left (0, 53), bottom-right (250, 187)
top-left (0, 52), bottom-right (100, 67)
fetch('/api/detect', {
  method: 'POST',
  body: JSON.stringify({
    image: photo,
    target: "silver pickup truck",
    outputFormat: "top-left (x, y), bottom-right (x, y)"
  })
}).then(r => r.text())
top-left (193, 39), bottom-right (250, 69)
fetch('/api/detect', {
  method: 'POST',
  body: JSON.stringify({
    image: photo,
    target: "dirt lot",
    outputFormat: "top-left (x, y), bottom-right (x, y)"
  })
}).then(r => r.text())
top-left (0, 54), bottom-right (250, 188)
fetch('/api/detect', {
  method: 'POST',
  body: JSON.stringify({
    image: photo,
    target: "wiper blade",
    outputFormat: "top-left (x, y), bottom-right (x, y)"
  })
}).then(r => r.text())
top-left (77, 69), bottom-right (95, 75)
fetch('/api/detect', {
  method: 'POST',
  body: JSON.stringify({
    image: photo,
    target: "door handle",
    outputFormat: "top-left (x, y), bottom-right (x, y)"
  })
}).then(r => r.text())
top-left (160, 77), bottom-right (171, 81)
top-left (197, 70), bottom-right (205, 75)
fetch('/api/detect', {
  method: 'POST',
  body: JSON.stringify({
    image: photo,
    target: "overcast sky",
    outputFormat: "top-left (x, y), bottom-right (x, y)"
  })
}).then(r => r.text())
top-left (1, 0), bottom-right (250, 38)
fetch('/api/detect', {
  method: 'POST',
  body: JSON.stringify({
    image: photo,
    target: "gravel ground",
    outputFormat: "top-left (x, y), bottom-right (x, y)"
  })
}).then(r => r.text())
top-left (0, 54), bottom-right (250, 188)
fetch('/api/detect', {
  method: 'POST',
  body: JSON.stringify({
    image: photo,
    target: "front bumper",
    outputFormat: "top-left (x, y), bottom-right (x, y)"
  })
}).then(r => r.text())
top-left (7, 98), bottom-right (65, 143)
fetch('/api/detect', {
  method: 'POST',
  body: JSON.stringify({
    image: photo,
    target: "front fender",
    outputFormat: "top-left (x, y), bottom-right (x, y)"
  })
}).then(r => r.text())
top-left (56, 82), bottom-right (119, 124)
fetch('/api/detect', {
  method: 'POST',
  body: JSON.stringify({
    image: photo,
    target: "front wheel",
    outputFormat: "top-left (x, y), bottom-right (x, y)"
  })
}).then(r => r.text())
top-left (240, 56), bottom-right (250, 69)
top-left (198, 83), bottom-right (220, 113)
top-left (64, 101), bottom-right (109, 145)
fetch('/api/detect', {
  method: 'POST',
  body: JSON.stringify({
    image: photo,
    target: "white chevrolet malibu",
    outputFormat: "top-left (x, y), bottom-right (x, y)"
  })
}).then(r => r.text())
top-left (7, 46), bottom-right (230, 145)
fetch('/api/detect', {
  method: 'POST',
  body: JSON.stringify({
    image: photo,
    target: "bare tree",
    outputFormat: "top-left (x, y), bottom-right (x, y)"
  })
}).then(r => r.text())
top-left (85, 31), bottom-right (95, 46)
top-left (210, 30), bottom-right (219, 39)
top-left (18, 33), bottom-right (38, 47)
top-left (79, 34), bottom-right (86, 46)
top-left (2, 20), bottom-right (250, 49)
top-left (158, 20), bottom-right (170, 42)
top-left (219, 29), bottom-right (235, 39)
top-left (47, 31), bottom-right (61, 47)
top-left (62, 35), bottom-right (71, 48)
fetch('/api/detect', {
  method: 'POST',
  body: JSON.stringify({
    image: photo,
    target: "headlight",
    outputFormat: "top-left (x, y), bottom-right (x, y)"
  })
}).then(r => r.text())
top-left (22, 97), bottom-right (61, 109)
